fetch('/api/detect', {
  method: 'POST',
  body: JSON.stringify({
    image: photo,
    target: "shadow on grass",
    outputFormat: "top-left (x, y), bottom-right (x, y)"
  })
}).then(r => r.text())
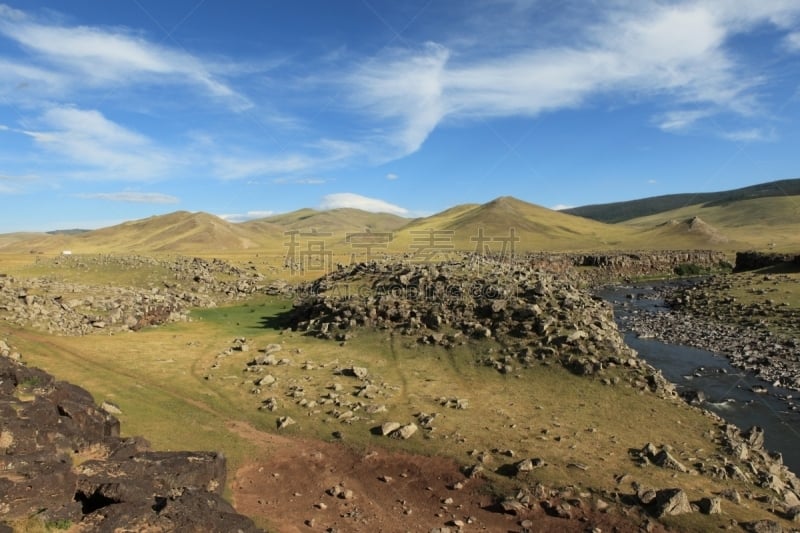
top-left (756, 263), bottom-right (800, 274)
top-left (258, 308), bottom-right (295, 331)
top-left (494, 463), bottom-right (519, 477)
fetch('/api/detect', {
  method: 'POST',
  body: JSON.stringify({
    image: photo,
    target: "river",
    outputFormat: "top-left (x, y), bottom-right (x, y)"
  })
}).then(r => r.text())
top-left (599, 282), bottom-right (800, 474)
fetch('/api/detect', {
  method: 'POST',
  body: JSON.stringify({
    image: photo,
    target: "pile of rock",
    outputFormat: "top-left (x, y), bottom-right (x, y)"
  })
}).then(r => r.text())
top-left (0, 341), bottom-right (261, 532)
top-left (0, 254), bottom-right (286, 336)
top-left (0, 274), bottom-right (196, 335)
top-left (718, 425), bottom-right (800, 509)
top-left (287, 259), bottom-right (638, 377)
top-left (625, 431), bottom-right (800, 524)
top-left (572, 250), bottom-right (728, 282)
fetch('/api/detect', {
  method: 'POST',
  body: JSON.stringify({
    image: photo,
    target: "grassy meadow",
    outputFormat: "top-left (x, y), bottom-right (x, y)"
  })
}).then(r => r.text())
top-left (2, 254), bottom-right (795, 530)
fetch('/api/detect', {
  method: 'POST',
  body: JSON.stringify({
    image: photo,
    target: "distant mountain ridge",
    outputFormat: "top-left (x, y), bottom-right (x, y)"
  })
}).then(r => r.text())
top-left (1, 178), bottom-right (799, 254)
top-left (565, 178), bottom-right (800, 223)
top-left (246, 208), bottom-right (410, 234)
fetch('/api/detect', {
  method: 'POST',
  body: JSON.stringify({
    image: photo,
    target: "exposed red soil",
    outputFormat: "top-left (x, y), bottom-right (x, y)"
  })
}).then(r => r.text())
top-left (228, 421), bottom-right (660, 533)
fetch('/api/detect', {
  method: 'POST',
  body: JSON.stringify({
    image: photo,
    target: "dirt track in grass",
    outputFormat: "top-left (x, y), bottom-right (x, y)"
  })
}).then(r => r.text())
top-left (228, 421), bottom-right (663, 533)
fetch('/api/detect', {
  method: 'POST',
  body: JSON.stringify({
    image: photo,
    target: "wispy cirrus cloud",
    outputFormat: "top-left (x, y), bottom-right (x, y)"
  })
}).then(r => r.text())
top-left (75, 191), bottom-right (180, 203)
top-left (654, 109), bottom-right (715, 132)
top-left (0, 173), bottom-right (38, 193)
top-left (273, 177), bottom-right (328, 185)
top-left (319, 193), bottom-right (409, 216)
top-left (213, 138), bottom-right (360, 180)
top-left (346, 2), bottom-right (800, 158)
top-left (719, 128), bottom-right (776, 143)
top-left (785, 32), bottom-right (800, 51)
top-left (0, 4), bottom-right (251, 111)
top-left (21, 106), bottom-right (173, 180)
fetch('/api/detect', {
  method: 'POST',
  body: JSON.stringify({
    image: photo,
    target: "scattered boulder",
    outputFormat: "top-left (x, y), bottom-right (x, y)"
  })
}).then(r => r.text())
top-left (346, 366), bottom-right (369, 379)
top-left (742, 520), bottom-right (784, 533)
top-left (654, 488), bottom-right (693, 517)
top-left (379, 422), bottom-right (401, 436)
top-left (390, 423), bottom-right (418, 440)
top-left (276, 416), bottom-right (296, 430)
top-left (286, 258), bottom-right (639, 378)
top-left (697, 497), bottom-right (722, 515)
top-left (513, 458), bottom-right (544, 474)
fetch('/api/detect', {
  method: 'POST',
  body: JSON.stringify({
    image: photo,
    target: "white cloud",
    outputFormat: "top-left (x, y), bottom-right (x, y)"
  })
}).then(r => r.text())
top-left (0, 5), bottom-right (251, 110)
top-left (550, 204), bottom-right (575, 211)
top-left (385, 173), bottom-right (399, 180)
top-left (347, 2), bottom-right (800, 156)
top-left (214, 139), bottom-right (359, 180)
top-left (75, 192), bottom-right (179, 203)
top-left (273, 177), bottom-right (328, 185)
top-left (648, 179), bottom-right (658, 184)
top-left (348, 43), bottom-right (448, 157)
top-left (655, 109), bottom-right (714, 132)
top-left (319, 193), bottom-right (409, 215)
top-left (0, 4), bottom-right (24, 21)
top-left (218, 210), bottom-right (275, 222)
top-left (719, 128), bottom-right (775, 142)
top-left (21, 106), bottom-right (173, 180)
top-left (213, 154), bottom-right (318, 180)
top-left (0, 172), bottom-right (38, 193)
top-left (785, 32), bottom-right (800, 51)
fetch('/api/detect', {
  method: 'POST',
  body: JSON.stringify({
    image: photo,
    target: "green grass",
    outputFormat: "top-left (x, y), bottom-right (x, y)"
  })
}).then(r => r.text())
top-left (191, 296), bottom-right (294, 334)
top-left (4, 286), bottom-right (797, 530)
top-left (18, 254), bottom-right (174, 289)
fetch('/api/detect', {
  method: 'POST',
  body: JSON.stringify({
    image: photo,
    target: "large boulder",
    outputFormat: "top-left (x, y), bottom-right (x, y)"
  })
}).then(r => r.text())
top-left (654, 488), bottom-right (693, 517)
top-left (0, 349), bottom-right (261, 532)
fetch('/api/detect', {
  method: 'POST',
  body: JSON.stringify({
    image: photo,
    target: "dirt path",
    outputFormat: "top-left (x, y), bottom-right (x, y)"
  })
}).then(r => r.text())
top-left (227, 421), bottom-right (655, 533)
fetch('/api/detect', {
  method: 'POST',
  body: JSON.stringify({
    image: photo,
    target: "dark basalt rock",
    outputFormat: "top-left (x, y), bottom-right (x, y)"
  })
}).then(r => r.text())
top-left (0, 351), bottom-right (262, 532)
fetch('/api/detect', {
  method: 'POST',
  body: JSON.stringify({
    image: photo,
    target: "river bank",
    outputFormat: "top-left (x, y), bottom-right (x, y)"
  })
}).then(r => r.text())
top-left (598, 281), bottom-right (800, 475)
top-left (608, 275), bottom-right (800, 391)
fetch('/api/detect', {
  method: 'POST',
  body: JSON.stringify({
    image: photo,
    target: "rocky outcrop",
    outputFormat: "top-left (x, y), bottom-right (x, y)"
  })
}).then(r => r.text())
top-left (735, 251), bottom-right (800, 273)
top-left (0, 342), bottom-right (261, 532)
top-left (446, 250), bottom-right (727, 283)
top-left (0, 255), bottom-right (279, 336)
top-left (287, 259), bottom-right (644, 381)
top-left (571, 250), bottom-right (728, 281)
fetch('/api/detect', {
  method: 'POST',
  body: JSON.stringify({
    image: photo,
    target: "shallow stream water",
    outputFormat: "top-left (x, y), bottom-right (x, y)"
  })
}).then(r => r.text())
top-left (599, 283), bottom-right (800, 473)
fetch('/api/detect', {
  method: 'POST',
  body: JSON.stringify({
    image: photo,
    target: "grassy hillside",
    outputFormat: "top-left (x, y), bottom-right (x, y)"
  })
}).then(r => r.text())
top-left (622, 196), bottom-right (800, 251)
top-left (566, 178), bottom-right (800, 223)
top-left (0, 232), bottom-right (65, 252)
top-left (391, 196), bottom-right (637, 252)
top-left (72, 211), bottom-right (263, 253)
top-left (250, 208), bottom-right (411, 234)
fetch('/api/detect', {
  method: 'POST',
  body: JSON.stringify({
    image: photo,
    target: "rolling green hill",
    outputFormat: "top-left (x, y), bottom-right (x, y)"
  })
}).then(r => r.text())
top-left (2, 179), bottom-right (799, 256)
top-left (622, 196), bottom-right (800, 251)
top-left (565, 178), bottom-right (800, 223)
top-left (392, 196), bottom-right (636, 252)
top-left (248, 208), bottom-right (411, 235)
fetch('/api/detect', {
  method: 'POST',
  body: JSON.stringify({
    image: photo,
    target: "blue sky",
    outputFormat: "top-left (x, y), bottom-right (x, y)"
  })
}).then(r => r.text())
top-left (1, 1), bottom-right (799, 232)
